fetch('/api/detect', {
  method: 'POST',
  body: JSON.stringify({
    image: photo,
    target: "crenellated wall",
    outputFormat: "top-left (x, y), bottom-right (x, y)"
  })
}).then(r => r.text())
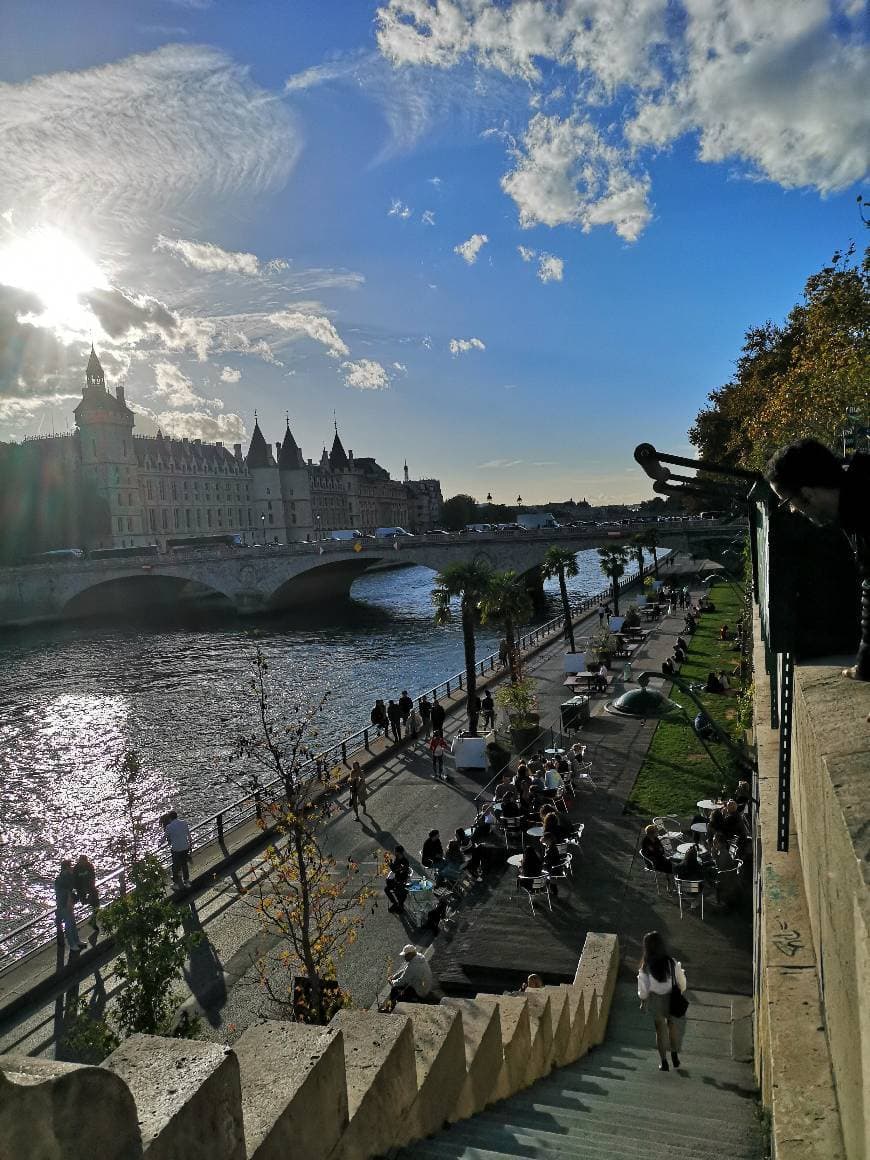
top-left (0, 932), bottom-right (619, 1160)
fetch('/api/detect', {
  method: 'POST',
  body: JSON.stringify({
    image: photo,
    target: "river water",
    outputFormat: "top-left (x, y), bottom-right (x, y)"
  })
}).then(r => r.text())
top-left (0, 549), bottom-right (646, 927)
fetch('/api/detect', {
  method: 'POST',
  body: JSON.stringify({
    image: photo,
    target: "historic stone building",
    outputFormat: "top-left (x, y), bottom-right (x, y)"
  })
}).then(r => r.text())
top-left (6, 349), bottom-right (441, 553)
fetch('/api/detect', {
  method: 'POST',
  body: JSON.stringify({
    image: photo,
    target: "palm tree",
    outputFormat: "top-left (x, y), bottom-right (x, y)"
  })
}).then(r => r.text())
top-left (631, 534), bottom-right (646, 579)
top-left (542, 546), bottom-right (579, 653)
top-left (478, 569), bottom-right (533, 683)
top-left (432, 560), bottom-right (493, 734)
top-left (597, 545), bottom-right (630, 616)
top-left (638, 527), bottom-right (660, 576)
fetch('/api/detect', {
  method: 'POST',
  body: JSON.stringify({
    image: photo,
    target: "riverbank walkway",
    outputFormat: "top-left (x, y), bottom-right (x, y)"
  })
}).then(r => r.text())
top-left (0, 554), bottom-right (752, 1060)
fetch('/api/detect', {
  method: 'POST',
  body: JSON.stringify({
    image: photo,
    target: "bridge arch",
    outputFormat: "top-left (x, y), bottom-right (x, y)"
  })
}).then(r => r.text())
top-left (266, 556), bottom-right (378, 609)
top-left (61, 571), bottom-right (236, 619)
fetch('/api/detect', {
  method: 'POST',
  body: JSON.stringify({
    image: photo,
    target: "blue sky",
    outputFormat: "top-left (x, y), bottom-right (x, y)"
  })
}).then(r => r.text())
top-left (0, 0), bottom-right (866, 502)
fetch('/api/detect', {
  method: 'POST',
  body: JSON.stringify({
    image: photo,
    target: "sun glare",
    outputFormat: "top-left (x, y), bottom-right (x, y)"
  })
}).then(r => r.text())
top-left (0, 225), bottom-right (108, 336)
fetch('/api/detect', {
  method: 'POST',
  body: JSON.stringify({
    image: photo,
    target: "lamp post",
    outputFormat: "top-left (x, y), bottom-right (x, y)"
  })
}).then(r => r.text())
top-left (516, 494), bottom-right (522, 506)
top-left (260, 513), bottom-right (266, 545)
top-left (315, 515), bottom-right (321, 543)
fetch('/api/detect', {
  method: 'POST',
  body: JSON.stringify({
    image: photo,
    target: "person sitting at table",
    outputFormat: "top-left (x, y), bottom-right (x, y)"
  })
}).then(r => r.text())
top-left (499, 790), bottom-right (522, 820)
top-left (389, 944), bottom-right (433, 1005)
top-left (556, 757), bottom-right (571, 777)
top-left (704, 670), bottom-right (725, 694)
top-left (512, 765), bottom-right (531, 796)
top-left (734, 779), bottom-right (753, 812)
top-left (719, 623), bottom-right (731, 640)
top-left (384, 846), bottom-right (411, 913)
top-left (541, 805), bottom-right (564, 839)
top-left (541, 834), bottom-right (564, 898)
top-left (494, 772), bottom-right (514, 801)
top-left (421, 829), bottom-right (446, 873)
top-left (438, 837), bottom-right (467, 885)
top-left (708, 800), bottom-right (747, 851)
top-left (453, 825), bottom-right (473, 851)
top-left (520, 843), bottom-right (543, 878)
top-left (569, 743), bottom-right (586, 768)
top-left (675, 844), bottom-right (704, 881)
top-left (640, 825), bottom-right (673, 873)
top-left (593, 663), bottom-right (608, 693)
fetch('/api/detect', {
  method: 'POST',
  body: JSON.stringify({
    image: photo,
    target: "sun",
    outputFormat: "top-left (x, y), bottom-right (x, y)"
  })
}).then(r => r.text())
top-left (0, 225), bottom-right (108, 336)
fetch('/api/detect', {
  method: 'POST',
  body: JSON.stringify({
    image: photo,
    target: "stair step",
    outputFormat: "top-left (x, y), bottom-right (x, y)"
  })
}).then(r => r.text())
top-left (529, 1070), bottom-right (758, 1116)
top-left (582, 1045), bottom-right (759, 1082)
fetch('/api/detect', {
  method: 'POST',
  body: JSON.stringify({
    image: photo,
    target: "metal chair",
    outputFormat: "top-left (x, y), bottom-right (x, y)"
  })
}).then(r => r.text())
top-left (675, 877), bottom-right (705, 919)
top-left (517, 874), bottom-right (552, 917)
top-left (500, 817), bottom-right (526, 850)
top-left (641, 854), bottom-right (672, 895)
top-left (712, 859), bottom-right (744, 906)
top-left (572, 760), bottom-right (597, 791)
top-left (549, 851), bottom-right (574, 882)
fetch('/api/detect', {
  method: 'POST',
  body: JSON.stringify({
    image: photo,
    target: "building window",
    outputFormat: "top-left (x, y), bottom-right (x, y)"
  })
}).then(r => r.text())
top-left (266, 488), bottom-right (271, 495)
top-left (207, 510), bottom-right (212, 527)
top-left (267, 500), bottom-right (273, 511)
top-left (247, 508), bottom-right (252, 525)
top-left (196, 509), bottom-right (202, 528)
top-left (186, 510), bottom-right (191, 528)
top-left (122, 440), bottom-right (127, 457)
top-left (159, 480), bottom-right (166, 500)
top-left (127, 518), bottom-right (132, 532)
top-left (117, 517), bottom-right (123, 533)
top-left (149, 510), bottom-right (156, 532)
top-left (174, 509), bottom-right (180, 529)
top-left (238, 508), bottom-right (242, 525)
top-left (162, 510), bottom-right (168, 530)
top-left (146, 480), bottom-right (153, 499)
top-left (171, 482), bottom-right (178, 500)
top-left (92, 440), bottom-right (97, 457)
top-left (217, 509), bottom-right (223, 525)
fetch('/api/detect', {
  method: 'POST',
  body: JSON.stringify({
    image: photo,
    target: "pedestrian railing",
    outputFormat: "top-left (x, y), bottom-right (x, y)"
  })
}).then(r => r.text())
top-left (0, 555), bottom-right (669, 977)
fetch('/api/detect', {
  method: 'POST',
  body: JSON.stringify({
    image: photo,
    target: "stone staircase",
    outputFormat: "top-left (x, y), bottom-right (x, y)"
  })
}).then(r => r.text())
top-left (398, 982), bottom-right (763, 1160)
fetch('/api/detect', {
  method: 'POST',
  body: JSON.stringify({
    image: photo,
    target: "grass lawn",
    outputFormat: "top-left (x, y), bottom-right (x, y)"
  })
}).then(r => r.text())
top-left (626, 574), bottom-right (748, 819)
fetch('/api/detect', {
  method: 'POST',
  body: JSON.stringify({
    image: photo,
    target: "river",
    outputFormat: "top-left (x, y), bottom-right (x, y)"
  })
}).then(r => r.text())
top-left (0, 549), bottom-right (648, 926)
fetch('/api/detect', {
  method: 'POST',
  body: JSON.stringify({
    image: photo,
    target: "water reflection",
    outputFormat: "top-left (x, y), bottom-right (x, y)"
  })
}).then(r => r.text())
top-left (0, 551), bottom-right (643, 924)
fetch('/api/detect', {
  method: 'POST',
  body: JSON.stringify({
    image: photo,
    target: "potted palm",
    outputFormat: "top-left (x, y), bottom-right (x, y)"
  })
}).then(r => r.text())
top-left (495, 677), bottom-right (540, 751)
top-left (588, 629), bottom-right (617, 669)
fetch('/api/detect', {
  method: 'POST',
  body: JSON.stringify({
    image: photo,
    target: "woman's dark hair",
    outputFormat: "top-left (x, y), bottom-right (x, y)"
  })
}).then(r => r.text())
top-left (765, 438), bottom-right (843, 494)
top-left (682, 845), bottom-right (700, 870)
top-left (640, 930), bottom-right (671, 982)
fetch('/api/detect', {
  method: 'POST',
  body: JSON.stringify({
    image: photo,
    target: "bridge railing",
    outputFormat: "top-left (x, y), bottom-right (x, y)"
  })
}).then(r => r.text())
top-left (0, 555), bottom-right (670, 976)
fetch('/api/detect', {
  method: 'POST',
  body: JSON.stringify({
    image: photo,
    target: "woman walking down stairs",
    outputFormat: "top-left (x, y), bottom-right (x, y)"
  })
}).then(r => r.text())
top-left (396, 982), bottom-right (763, 1159)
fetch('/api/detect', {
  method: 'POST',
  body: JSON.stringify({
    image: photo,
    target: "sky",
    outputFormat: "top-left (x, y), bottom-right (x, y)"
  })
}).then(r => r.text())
top-left (0, 1), bottom-right (866, 504)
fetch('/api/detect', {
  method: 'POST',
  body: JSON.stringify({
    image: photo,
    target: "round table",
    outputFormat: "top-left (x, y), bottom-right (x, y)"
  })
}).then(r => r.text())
top-left (507, 854), bottom-right (525, 868)
top-left (676, 842), bottom-right (696, 855)
top-left (664, 831), bottom-right (684, 843)
top-left (697, 799), bottom-right (723, 815)
top-left (544, 748), bottom-right (566, 758)
top-left (526, 825), bottom-right (544, 838)
top-left (690, 822), bottom-right (709, 839)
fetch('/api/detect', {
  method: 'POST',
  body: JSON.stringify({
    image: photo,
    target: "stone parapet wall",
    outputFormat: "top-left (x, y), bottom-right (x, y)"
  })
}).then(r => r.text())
top-left (0, 933), bottom-right (619, 1160)
top-left (752, 613), bottom-right (869, 1159)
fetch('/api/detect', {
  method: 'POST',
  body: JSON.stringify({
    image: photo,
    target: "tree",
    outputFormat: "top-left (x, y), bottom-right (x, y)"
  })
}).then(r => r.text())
top-left (478, 569), bottom-right (533, 682)
top-left (541, 546), bottom-right (579, 653)
top-left (236, 651), bottom-right (379, 1023)
top-left (440, 493), bottom-right (478, 530)
top-left (631, 535), bottom-right (645, 579)
top-left (432, 560), bottom-right (494, 733)
top-left (636, 528), bottom-right (659, 577)
top-left (597, 546), bottom-right (630, 616)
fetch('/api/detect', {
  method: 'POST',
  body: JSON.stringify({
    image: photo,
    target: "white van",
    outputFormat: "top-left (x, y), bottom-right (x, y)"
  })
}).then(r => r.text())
top-left (374, 526), bottom-right (414, 538)
top-left (328, 529), bottom-right (363, 541)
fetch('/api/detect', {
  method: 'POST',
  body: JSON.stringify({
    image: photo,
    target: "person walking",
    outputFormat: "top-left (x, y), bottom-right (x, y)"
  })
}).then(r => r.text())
top-left (637, 930), bottom-right (688, 1071)
top-left (481, 690), bottom-right (495, 731)
top-left (164, 810), bottom-right (193, 887)
top-left (429, 729), bottom-right (450, 780)
top-left (398, 690), bottom-right (413, 735)
top-left (498, 638), bottom-right (509, 669)
top-left (597, 604), bottom-right (606, 626)
top-left (430, 696), bottom-right (446, 734)
top-left (386, 698), bottom-right (402, 743)
top-left (370, 699), bottom-right (387, 738)
top-left (72, 853), bottom-right (100, 933)
top-left (348, 761), bottom-right (368, 819)
top-left (55, 860), bottom-right (85, 952)
top-left (419, 694), bottom-right (433, 740)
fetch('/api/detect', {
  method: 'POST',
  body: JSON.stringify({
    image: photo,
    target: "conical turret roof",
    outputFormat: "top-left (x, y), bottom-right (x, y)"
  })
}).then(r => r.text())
top-left (86, 345), bottom-right (105, 387)
top-left (278, 421), bottom-right (304, 470)
top-left (329, 427), bottom-right (349, 471)
top-left (246, 419), bottom-right (274, 469)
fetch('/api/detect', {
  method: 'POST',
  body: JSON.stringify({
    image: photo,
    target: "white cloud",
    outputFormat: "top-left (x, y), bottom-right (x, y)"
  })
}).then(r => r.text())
top-left (152, 360), bottom-right (201, 407)
top-left (449, 336), bottom-right (486, 355)
top-left (517, 245), bottom-right (536, 261)
top-left (220, 365), bottom-right (241, 383)
top-left (502, 383), bottom-right (518, 390)
top-left (341, 359), bottom-right (391, 389)
top-left (392, 361), bottom-right (407, 372)
top-left (537, 253), bottom-right (564, 283)
top-left (477, 457), bottom-right (524, 469)
top-left (429, 176), bottom-right (442, 186)
top-left (421, 209), bottom-right (436, 225)
top-left (156, 236), bottom-right (262, 276)
top-left (454, 233), bottom-right (489, 264)
top-left (0, 45), bottom-right (299, 233)
top-left (388, 198), bottom-right (412, 219)
top-left (502, 113), bottom-right (652, 241)
top-left (156, 408), bottom-right (247, 443)
top-left (268, 310), bottom-right (350, 358)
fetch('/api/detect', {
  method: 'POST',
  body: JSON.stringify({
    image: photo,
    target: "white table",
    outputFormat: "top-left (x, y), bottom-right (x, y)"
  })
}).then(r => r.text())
top-left (526, 825), bottom-right (544, 838)
top-left (690, 822), bottom-right (709, 840)
top-left (544, 748), bottom-right (566, 758)
top-left (676, 842), bottom-right (696, 855)
top-left (507, 854), bottom-right (525, 869)
top-left (697, 799), bottom-right (723, 815)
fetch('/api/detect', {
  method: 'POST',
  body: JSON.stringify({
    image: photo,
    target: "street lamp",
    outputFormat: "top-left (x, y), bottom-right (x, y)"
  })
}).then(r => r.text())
top-left (486, 492), bottom-right (493, 503)
top-left (260, 513), bottom-right (266, 545)
top-left (315, 514), bottom-right (322, 543)
top-left (516, 494), bottom-right (523, 506)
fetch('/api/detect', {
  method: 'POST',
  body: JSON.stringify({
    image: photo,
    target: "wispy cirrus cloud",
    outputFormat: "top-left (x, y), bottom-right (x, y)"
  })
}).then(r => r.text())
top-left (454, 233), bottom-right (489, 264)
top-left (268, 310), bottom-right (350, 358)
top-left (0, 44), bottom-right (299, 233)
top-left (477, 457), bottom-right (523, 469)
top-left (388, 198), bottom-right (412, 219)
top-left (449, 336), bottom-right (485, 355)
top-left (220, 366), bottom-right (241, 383)
top-left (155, 235), bottom-right (288, 276)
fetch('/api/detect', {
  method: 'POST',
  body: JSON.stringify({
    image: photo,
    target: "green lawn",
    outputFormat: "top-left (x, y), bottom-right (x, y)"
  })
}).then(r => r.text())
top-left (626, 575), bottom-right (748, 819)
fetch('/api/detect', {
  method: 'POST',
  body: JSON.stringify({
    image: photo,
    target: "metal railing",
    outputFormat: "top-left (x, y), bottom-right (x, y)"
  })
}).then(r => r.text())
top-left (0, 555), bottom-right (668, 976)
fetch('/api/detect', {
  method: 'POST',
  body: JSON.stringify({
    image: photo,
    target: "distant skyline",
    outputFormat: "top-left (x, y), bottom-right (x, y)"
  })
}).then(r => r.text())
top-left (0, 1), bottom-right (867, 502)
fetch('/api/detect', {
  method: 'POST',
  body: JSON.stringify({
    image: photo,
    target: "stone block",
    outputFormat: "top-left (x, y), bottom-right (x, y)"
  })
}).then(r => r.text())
top-left (541, 985), bottom-right (572, 1069)
top-left (233, 1021), bottom-right (346, 1160)
top-left (556, 983), bottom-right (588, 1064)
top-left (327, 1010), bottom-right (416, 1160)
top-left (574, 931), bottom-right (619, 1045)
top-left (0, 1056), bottom-right (142, 1160)
top-left (440, 997), bottom-right (502, 1122)
top-left (392, 1003), bottom-right (466, 1142)
top-left (522, 991), bottom-right (554, 1083)
top-left (104, 1034), bottom-right (244, 1160)
top-left (473, 995), bottom-right (531, 1098)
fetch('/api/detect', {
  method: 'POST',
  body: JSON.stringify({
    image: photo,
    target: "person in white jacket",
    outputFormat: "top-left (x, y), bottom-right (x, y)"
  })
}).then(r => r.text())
top-left (389, 945), bottom-right (433, 1004)
top-left (637, 930), bottom-right (688, 1071)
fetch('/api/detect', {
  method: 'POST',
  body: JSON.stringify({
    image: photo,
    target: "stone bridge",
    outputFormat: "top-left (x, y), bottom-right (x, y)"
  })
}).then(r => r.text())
top-left (0, 522), bottom-right (743, 625)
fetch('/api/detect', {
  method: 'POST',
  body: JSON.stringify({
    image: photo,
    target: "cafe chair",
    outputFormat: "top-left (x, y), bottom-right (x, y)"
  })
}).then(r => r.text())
top-left (500, 817), bottom-right (526, 850)
top-left (641, 854), bottom-right (672, 895)
top-left (517, 874), bottom-right (552, 917)
top-left (713, 859), bottom-right (744, 906)
top-left (550, 850), bottom-right (574, 881)
top-left (676, 877), bottom-right (705, 920)
top-left (572, 761), bottom-right (597, 791)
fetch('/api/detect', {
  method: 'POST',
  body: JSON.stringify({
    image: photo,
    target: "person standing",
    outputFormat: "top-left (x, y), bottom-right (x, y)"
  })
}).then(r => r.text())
top-left (468, 692), bottom-right (482, 735)
top-left (637, 930), bottom-right (688, 1071)
top-left (55, 860), bottom-right (85, 952)
top-left (419, 694), bottom-right (433, 740)
top-left (481, 690), bottom-right (495, 731)
top-left (498, 638), bottom-right (509, 669)
top-left (164, 811), bottom-right (193, 886)
top-left (398, 690), bottom-right (413, 735)
top-left (72, 854), bottom-right (100, 933)
top-left (430, 696), bottom-right (446, 734)
top-left (348, 761), bottom-right (368, 819)
top-left (370, 699), bottom-right (387, 738)
top-left (598, 604), bottom-right (606, 626)
top-left (386, 698), bottom-right (402, 743)
top-left (429, 729), bottom-right (450, 780)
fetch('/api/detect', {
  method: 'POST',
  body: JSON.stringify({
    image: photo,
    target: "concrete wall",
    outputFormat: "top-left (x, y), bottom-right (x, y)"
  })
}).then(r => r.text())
top-left (753, 617), bottom-right (869, 1160)
top-left (0, 933), bottom-right (619, 1160)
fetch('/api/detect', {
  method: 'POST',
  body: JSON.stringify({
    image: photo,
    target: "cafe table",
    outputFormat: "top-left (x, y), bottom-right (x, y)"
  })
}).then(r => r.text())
top-left (507, 853), bottom-right (525, 869)
top-left (697, 799), bottom-right (724, 816)
top-left (526, 825), bottom-right (545, 839)
top-left (690, 822), bottom-right (709, 842)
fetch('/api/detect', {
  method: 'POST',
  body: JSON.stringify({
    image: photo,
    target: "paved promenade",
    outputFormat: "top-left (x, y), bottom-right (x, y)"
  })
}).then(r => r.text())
top-left (0, 555), bottom-right (752, 1060)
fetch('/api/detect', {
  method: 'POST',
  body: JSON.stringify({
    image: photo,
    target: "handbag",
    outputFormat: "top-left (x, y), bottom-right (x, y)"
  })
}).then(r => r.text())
top-left (669, 960), bottom-right (689, 1018)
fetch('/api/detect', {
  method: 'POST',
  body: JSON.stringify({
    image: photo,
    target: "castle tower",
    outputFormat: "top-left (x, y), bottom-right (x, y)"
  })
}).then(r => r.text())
top-left (74, 347), bottom-right (145, 548)
top-left (277, 418), bottom-right (313, 542)
top-left (246, 417), bottom-right (287, 544)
